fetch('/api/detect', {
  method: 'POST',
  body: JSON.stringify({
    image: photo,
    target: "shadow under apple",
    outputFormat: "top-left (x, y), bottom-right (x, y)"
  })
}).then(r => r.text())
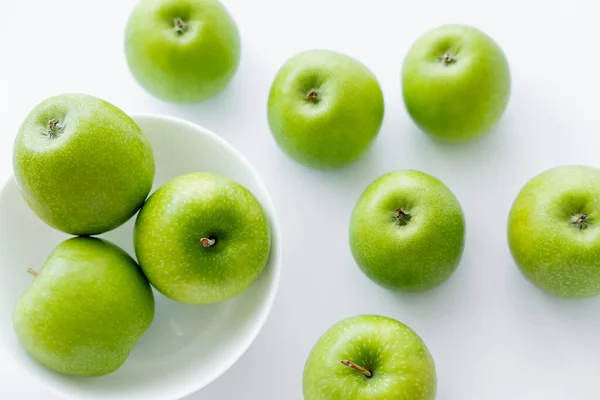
top-left (403, 113), bottom-right (513, 171)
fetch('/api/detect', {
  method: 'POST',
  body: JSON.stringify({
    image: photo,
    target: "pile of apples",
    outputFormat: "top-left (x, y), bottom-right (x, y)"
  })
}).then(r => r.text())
top-left (12, 93), bottom-right (271, 377)
top-left (10, 0), bottom-right (600, 398)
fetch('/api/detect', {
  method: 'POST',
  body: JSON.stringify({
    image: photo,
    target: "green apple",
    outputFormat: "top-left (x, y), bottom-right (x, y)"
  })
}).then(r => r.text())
top-left (508, 165), bottom-right (600, 298)
top-left (349, 170), bottom-right (465, 292)
top-left (402, 24), bottom-right (511, 142)
top-left (303, 315), bottom-right (436, 400)
top-left (125, 0), bottom-right (241, 104)
top-left (267, 49), bottom-right (385, 169)
top-left (134, 172), bottom-right (271, 304)
top-left (13, 237), bottom-right (155, 377)
top-left (12, 93), bottom-right (155, 236)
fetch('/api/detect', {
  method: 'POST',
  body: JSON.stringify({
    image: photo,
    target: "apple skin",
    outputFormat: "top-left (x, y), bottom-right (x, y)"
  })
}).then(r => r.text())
top-left (12, 93), bottom-right (155, 236)
top-left (134, 172), bottom-right (271, 304)
top-left (350, 170), bottom-right (465, 292)
top-left (303, 315), bottom-right (436, 400)
top-left (125, 0), bottom-right (241, 104)
top-left (402, 24), bottom-right (511, 142)
top-left (13, 237), bottom-right (155, 377)
top-left (508, 165), bottom-right (600, 298)
top-left (267, 49), bottom-right (385, 170)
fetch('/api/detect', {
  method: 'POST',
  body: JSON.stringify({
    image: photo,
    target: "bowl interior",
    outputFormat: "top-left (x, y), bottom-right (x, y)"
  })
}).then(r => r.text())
top-left (0, 114), bottom-right (281, 400)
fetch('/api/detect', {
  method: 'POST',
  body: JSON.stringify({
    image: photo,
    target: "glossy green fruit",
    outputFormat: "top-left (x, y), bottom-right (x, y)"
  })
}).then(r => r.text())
top-left (267, 49), bottom-right (385, 169)
top-left (134, 172), bottom-right (271, 304)
top-left (125, 0), bottom-right (241, 103)
top-left (402, 24), bottom-right (511, 142)
top-left (508, 165), bottom-right (600, 298)
top-left (13, 237), bottom-right (155, 377)
top-left (303, 315), bottom-right (436, 400)
top-left (12, 93), bottom-right (155, 236)
top-left (350, 170), bottom-right (465, 292)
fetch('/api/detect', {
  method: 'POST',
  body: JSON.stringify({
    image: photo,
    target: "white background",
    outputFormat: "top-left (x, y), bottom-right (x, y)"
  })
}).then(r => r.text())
top-left (2, 0), bottom-right (600, 399)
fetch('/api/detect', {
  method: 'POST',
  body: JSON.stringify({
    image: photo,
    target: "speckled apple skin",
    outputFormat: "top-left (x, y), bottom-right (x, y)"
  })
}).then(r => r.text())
top-left (349, 170), bottom-right (465, 292)
top-left (12, 93), bottom-right (155, 236)
top-left (267, 49), bottom-right (385, 170)
top-left (303, 315), bottom-right (436, 400)
top-left (125, 0), bottom-right (241, 104)
top-left (508, 165), bottom-right (600, 298)
top-left (13, 237), bottom-right (155, 377)
top-left (402, 24), bottom-right (511, 142)
top-left (133, 172), bottom-right (271, 304)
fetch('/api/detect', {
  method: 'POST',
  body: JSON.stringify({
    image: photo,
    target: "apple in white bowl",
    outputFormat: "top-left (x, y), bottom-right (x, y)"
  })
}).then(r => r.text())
top-left (134, 171), bottom-right (272, 305)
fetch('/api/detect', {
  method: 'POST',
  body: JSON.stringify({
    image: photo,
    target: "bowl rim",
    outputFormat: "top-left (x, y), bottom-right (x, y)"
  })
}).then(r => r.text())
top-left (0, 112), bottom-right (283, 400)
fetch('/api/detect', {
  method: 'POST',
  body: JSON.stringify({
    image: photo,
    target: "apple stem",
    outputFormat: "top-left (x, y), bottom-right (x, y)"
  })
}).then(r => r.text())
top-left (571, 214), bottom-right (589, 230)
top-left (395, 208), bottom-right (411, 225)
top-left (46, 119), bottom-right (60, 139)
top-left (305, 89), bottom-right (319, 103)
top-left (27, 268), bottom-right (39, 277)
top-left (341, 360), bottom-right (372, 378)
top-left (173, 17), bottom-right (188, 34)
top-left (200, 237), bottom-right (216, 248)
top-left (440, 52), bottom-right (456, 66)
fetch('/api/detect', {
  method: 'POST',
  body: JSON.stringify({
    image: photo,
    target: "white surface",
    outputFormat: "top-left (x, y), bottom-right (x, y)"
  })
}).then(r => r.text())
top-left (0, 115), bottom-right (281, 400)
top-left (1, 0), bottom-right (600, 399)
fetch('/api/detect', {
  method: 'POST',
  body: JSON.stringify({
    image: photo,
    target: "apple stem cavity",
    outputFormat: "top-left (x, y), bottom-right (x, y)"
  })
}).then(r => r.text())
top-left (440, 52), bottom-right (456, 66)
top-left (173, 17), bottom-right (188, 34)
top-left (395, 208), bottom-right (411, 226)
top-left (305, 89), bottom-right (320, 104)
top-left (200, 237), bottom-right (216, 248)
top-left (27, 268), bottom-right (39, 277)
top-left (571, 214), bottom-right (590, 231)
top-left (341, 360), bottom-right (372, 378)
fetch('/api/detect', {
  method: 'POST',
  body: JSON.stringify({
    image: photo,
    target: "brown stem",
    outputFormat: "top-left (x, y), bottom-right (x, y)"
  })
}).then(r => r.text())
top-left (395, 208), bottom-right (411, 225)
top-left (396, 208), bottom-right (407, 220)
top-left (571, 214), bottom-right (589, 230)
top-left (47, 119), bottom-right (59, 138)
top-left (341, 360), bottom-right (372, 377)
top-left (440, 52), bottom-right (456, 65)
top-left (305, 89), bottom-right (319, 103)
top-left (27, 268), bottom-right (39, 277)
top-left (200, 237), bottom-right (216, 248)
top-left (173, 17), bottom-right (188, 34)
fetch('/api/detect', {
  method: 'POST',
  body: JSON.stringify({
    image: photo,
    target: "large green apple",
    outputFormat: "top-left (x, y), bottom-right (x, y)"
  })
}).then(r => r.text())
top-left (125, 0), bottom-right (241, 104)
top-left (134, 172), bottom-right (271, 304)
top-left (402, 24), bottom-right (511, 142)
top-left (508, 165), bottom-right (600, 298)
top-left (303, 315), bottom-right (436, 400)
top-left (267, 49), bottom-right (385, 169)
top-left (12, 93), bottom-right (155, 236)
top-left (13, 237), bottom-right (155, 377)
top-left (350, 170), bottom-right (465, 292)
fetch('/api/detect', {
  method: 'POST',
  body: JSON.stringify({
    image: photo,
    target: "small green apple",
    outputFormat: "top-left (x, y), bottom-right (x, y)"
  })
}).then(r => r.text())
top-left (12, 93), bottom-right (155, 236)
top-left (267, 49), bottom-right (385, 169)
top-left (303, 315), bottom-right (436, 400)
top-left (134, 172), bottom-right (271, 304)
top-left (13, 237), bottom-right (155, 377)
top-left (402, 24), bottom-right (511, 142)
top-left (125, 0), bottom-right (241, 104)
top-left (350, 170), bottom-right (465, 292)
top-left (508, 165), bottom-right (600, 298)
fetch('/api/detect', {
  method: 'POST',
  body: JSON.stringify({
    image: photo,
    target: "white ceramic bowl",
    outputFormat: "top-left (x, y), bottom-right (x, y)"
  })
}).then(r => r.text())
top-left (0, 114), bottom-right (282, 400)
